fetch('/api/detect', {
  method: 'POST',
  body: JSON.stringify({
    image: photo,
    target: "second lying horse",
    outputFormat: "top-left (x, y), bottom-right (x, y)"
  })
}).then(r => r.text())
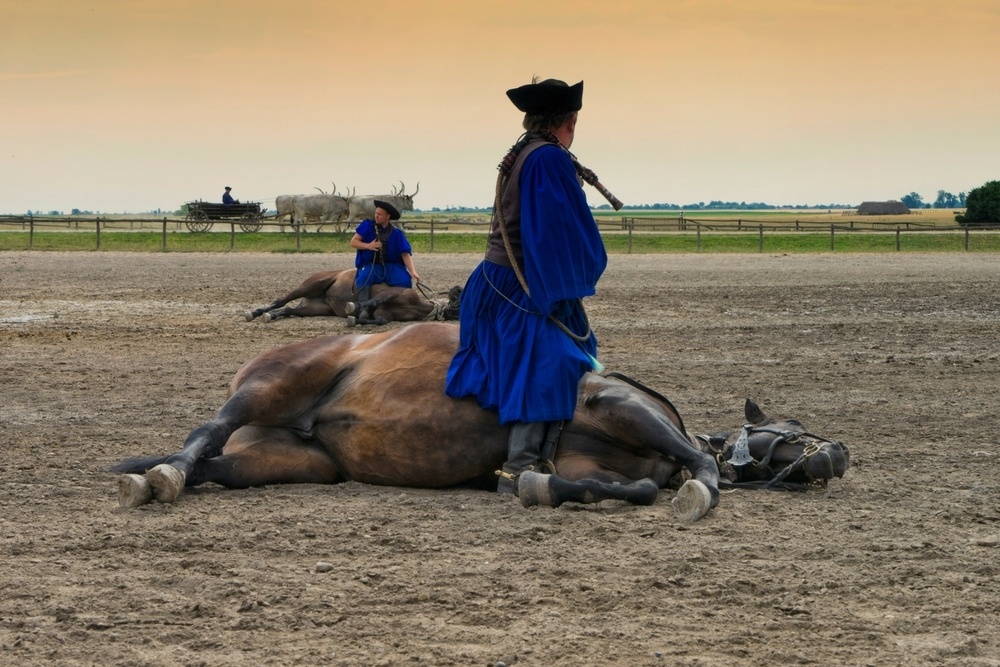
top-left (245, 268), bottom-right (461, 326)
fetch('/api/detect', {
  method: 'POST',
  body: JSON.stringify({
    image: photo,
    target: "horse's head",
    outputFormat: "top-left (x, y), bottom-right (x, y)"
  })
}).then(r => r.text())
top-left (697, 399), bottom-right (850, 490)
top-left (442, 285), bottom-right (462, 321)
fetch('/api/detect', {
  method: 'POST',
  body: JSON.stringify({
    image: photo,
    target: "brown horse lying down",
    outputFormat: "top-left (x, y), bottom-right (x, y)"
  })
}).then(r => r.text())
top-left (244, 268), bottom-right (461, 326)
top-left (114, 323), bottom-right (850, 522)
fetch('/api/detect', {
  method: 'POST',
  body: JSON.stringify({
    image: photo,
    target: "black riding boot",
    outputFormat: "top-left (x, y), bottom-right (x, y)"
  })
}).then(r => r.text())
top-left (496, 421), bottom-right (548, 495)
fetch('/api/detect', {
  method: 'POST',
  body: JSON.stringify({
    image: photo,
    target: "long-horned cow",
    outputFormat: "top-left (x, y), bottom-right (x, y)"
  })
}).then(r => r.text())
top-left (347, 181), bottom-right (419, 225)
top-left (291, 193), bottom-right (350, 232)
top-left (274, 194), bottom-right (304, 232)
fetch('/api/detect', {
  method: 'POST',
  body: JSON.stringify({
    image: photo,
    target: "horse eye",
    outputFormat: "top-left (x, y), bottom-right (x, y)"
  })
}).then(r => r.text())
top-left (787, 419), bottom-right (802, 426)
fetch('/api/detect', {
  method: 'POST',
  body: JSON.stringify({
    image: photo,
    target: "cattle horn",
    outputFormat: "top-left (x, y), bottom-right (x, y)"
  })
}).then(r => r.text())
top-left (314, 186), bottom-right (326, 194)
top-left (399, 180), bottom-right (406, 195)
top-left (390, 183), bottom-right (398, 196)
top-left (331, 181), bottom-right (338, 196)
top-left (412, 182), bottom-right (419, 197)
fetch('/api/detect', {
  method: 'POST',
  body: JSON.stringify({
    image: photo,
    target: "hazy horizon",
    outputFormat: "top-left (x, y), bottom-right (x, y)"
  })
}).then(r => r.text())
top-left (4, 0), bottom-right (998, 214)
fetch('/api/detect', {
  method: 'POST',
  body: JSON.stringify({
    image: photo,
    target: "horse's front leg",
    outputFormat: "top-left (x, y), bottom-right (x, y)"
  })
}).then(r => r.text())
top-left (555, 381), bottom-right (721, 521)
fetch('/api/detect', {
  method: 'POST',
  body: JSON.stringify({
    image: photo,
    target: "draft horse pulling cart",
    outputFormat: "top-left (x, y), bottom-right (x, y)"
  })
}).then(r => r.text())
top-left (184, 200), bottom-right (266, 233)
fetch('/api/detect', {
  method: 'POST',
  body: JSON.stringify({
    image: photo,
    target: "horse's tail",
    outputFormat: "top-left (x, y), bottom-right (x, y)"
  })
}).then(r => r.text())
top-left (109, 455), bottom-right (170, 475)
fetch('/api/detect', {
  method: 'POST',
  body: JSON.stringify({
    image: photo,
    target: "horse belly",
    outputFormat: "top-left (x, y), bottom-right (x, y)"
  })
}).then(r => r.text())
top-left (313, 410), bottom-right (507, 488)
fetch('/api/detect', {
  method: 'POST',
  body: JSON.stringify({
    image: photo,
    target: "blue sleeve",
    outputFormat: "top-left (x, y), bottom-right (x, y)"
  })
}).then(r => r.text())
top-left (392, 230), bottom-right (412, 257)
top-left (354, 219), bottom-right (375, 269)
top-left (519, 145), bottom-right (608, 314)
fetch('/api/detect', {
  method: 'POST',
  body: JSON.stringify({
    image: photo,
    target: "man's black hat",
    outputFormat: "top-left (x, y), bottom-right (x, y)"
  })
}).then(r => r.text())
top-left (225, 186), bottom-right (232, 190)
top-left (506, 79), bottom-right (583, 115)
top-left (373, 199), bottom-right (400, 221)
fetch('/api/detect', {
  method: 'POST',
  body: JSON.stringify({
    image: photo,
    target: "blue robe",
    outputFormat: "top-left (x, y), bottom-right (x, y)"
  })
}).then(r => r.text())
top-left (354, 219), bottom-right (414, 289)
top-left (445, 144), bottom-right (607, 424)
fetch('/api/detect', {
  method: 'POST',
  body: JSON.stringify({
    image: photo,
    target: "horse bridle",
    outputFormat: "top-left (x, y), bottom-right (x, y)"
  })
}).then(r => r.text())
top-left (697, 424), bottom-right (842, 491)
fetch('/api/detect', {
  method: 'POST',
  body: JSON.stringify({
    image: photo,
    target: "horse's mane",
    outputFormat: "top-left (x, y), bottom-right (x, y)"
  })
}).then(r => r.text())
top-left (601, 371), bottom-right (688, 438)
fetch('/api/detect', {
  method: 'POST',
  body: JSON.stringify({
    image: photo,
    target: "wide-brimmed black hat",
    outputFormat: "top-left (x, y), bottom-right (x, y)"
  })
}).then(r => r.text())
top-left (373, 199), bottom-right (400, 221)
top-left (506, 79), bottom-right (583, 115)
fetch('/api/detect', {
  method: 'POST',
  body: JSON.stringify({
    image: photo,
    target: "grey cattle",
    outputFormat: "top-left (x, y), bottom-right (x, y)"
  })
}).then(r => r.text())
top-left (274, 195), bottom-right (304, 231)
top-left (347, 182), bottom-right (420, 224)
top-left (292, 194), bottom-right (350, 232)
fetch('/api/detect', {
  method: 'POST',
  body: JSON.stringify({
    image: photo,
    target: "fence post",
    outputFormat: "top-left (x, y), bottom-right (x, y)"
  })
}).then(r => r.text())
top-left (96, 217), bottom-right (101, 250)
top-left (696, 226), bottom-right (701, 252)
top-left (162, 218), bottom-right (168, 251)
top-left (430, 219), bottom-right (435, 252)
top-left (28, 213), bottom-right (34, 248)
top-left (895, 226), bottom-right (900, 251)
top-left (829, 223), bottom-right (834, 251)
top-left (627, 219), bottom-right (633, 254)
top-left (295, 224), bottom-right (301, 251)
top-left (230, 223), bottom-right (236, 250)
top-left (758, 224), bottom-right (764, 253)
top-left (964, 227), bottom-right (969, 251)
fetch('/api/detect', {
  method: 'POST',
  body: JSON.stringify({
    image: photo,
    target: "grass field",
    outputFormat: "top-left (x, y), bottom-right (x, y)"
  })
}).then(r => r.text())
top-left (3, 209), bottom-right (992, 253)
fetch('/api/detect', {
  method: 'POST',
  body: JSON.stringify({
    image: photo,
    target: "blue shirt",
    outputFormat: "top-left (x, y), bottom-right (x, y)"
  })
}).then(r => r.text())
top-left (353, 219), bottom-right (414, 288)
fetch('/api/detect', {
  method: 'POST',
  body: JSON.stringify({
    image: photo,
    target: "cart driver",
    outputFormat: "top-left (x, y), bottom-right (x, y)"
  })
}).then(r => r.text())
top-left (222, 186), bottom-right (239, 205)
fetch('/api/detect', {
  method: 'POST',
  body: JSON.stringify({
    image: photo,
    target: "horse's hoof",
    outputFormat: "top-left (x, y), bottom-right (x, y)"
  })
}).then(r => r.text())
top-left (672, 479), bottom-right (713, 523)
top-left (346, 316), bottom-right (357, 327)
top-left (244, 310), bottom-right (255, 321)
top-left (345, 302), bottom-right (356, 315)
top-left (118, 474), bottom-right (152, 508)
top-left (517, 471), bottom-right (554, 508)
top-left (262, 312), bottom-right (273, 323)
top-left (146, 464), bottom-right (186, 504)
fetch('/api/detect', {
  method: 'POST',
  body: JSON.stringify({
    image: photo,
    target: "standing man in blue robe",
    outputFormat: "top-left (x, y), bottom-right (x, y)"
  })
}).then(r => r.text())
top-left (348, 199), bottom-right (421, 320)
top-left (445, 77), bottom-right (608, 496)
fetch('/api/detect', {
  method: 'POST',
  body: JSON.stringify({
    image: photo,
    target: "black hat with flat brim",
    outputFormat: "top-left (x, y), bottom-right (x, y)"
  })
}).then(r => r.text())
top-left (373, 199), bottom-right (400, 221)
top-left (506, 79), bottom-right (583, 115)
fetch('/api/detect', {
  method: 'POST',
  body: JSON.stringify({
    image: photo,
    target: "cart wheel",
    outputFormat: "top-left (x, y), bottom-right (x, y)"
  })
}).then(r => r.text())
top-left (239, 212), bottom-right (263, 233)
top-left (186, 210), bottom-right (212, 232)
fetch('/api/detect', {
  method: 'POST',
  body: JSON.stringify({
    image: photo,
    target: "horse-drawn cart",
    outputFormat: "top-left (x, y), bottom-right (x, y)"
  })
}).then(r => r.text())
top-left (184, 201), bottom-right (266, 232)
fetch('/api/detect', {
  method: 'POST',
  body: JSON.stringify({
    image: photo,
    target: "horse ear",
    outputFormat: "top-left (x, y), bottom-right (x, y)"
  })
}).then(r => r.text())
top-left (744, 398), bottom-right (768, 425)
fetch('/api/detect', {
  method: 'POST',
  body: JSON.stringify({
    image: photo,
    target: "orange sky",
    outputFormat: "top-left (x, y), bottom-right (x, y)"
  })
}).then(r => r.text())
top-left (3, 0), bottom-right (998, 213)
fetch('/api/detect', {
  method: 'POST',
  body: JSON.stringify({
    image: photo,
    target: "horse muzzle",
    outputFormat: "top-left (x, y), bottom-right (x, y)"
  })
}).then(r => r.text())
top-left (801, 440), bottom-right (851, 481)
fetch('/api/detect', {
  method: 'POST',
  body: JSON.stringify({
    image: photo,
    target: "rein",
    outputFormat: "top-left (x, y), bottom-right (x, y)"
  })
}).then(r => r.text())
top-left (697, 424), bottom-right (839, 492)
top-left (414, 281), bottom-right (455, 321)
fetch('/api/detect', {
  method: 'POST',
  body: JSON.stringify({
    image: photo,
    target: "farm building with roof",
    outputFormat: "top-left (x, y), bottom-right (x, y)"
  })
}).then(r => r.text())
top-left (856, 201), bottom-right (911, 215)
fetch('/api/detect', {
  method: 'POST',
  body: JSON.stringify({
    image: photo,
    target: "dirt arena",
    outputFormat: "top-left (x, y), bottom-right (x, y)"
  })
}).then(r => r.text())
top-left (2, 250), bottom-right (998, 666)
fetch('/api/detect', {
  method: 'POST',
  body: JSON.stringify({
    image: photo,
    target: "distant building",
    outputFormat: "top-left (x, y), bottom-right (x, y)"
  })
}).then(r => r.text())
top-left (856, 201), bottom-right (910, 215)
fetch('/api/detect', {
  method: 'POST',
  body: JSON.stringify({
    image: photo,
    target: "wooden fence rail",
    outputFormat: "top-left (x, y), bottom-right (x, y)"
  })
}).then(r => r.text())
top-left (3, 214), bottom-right (999, 253)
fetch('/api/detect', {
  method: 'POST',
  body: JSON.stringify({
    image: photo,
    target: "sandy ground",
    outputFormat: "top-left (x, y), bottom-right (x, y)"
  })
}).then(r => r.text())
top-left (1, 250), bottom-right (999, 667)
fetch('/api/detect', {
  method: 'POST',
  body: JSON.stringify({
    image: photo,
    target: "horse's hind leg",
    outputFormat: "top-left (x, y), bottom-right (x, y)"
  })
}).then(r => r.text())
top-left (246, 273), bottom-right (339, 321)
top-left (119, 392), bottom-right (261, 507)
top-left (263, 300), bottom-right (336, 322)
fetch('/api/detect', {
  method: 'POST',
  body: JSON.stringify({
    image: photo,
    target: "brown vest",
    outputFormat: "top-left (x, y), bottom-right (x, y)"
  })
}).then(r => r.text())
top-left (484, 139), bottom-right (551, 269)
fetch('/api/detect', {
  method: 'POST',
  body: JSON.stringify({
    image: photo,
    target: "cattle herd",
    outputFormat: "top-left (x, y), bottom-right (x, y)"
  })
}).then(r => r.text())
top-left (273, 181), bottom-right (419, 232)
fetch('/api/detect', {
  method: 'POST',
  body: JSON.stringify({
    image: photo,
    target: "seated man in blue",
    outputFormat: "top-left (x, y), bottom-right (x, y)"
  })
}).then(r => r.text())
top-left (348, 199), bottom-right (421, 316)
top-left (222, 186), bottom-right (239, 205)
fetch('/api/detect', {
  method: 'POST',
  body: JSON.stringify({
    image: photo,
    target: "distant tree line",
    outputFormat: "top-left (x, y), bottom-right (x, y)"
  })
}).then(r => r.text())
top-left (899, 191), bottom-right (967, 209)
